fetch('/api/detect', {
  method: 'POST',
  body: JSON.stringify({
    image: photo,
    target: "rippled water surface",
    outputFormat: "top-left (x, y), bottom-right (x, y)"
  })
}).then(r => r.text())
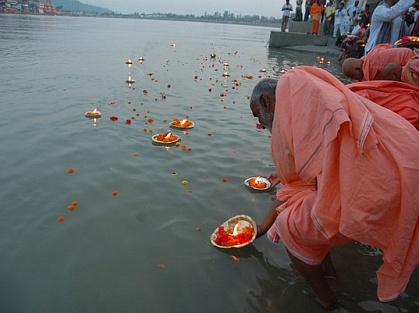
top-left (0, 14), bottom-right (417, 313)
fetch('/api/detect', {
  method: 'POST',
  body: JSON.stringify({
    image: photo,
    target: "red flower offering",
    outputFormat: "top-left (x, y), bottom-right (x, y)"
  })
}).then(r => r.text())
top-left (152, 131), bottom-right (180, 144)
top-left (210, 215), bottom-right (257, 248)
top-left (170, 118), bottom-right (194, 129)
top-left (249, 176), bottom-right (267, 189)
top-left (214, 225), bottom-right (254, 247)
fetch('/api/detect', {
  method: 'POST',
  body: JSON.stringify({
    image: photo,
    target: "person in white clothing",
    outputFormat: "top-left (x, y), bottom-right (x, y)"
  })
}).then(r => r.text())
top-left (365, 0), bottom-right (418, 54)
top-left (333, 2), bottom-right (347, 37)
top-left (347, 0), bottom-right (362, 22)
top-left (282, 0), bottom-right (294, 32)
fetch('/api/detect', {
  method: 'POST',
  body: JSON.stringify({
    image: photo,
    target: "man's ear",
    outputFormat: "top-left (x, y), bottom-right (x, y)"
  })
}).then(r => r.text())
top-left (260, 94), bottom-right (275, 113)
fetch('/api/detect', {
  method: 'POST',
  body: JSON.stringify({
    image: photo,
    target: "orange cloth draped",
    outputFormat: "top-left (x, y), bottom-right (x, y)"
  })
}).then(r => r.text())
top-left (348, 80), bottom-right (419, 130)
top-left (309, 3), bottom-right (323, 34)
top-left (268, 66), bottom-right (419, 302)
top-left (362, 44), bottom-right (416, 81)
top-left (401, 56), bottom-right (419, 87)
top-left (309, 2), bottom-right (323, 18)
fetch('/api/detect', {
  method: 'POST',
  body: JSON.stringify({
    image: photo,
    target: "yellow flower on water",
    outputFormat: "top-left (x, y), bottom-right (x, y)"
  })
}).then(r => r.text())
top-left (181, 180), bottom-right (189, 185)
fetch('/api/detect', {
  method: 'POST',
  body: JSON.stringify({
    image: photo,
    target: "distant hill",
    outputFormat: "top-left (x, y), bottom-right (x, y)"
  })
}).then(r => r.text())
top-left (53, 0), bottom-right (114, 14)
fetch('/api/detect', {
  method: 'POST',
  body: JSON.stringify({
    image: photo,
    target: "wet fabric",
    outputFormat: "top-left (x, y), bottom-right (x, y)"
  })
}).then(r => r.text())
top-left (268, 66), bottom-right (419, 302)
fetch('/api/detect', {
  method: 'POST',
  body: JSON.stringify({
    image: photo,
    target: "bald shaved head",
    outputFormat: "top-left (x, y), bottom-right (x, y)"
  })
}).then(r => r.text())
top-left (342, 58), bottom-right (364, 81)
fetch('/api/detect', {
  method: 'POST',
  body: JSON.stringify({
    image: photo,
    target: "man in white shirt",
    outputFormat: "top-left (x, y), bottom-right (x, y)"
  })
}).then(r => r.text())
top-left (365, 0), bottom-right (418, 54)
top-left (333, 2), bottom-right (347, 38)
top-left (282, 0), bottom-right (294, 32)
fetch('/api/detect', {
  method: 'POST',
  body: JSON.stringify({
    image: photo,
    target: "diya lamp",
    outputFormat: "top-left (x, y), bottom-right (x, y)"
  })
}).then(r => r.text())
top-left (222, 72), bottom-right (230, 77)
top-left (210, 53), bottom-right (216, 59)
top-left (138, 56), bottom-right (145, 63)
top-left (85, 108), bottom-right (101, 118)
top-left (126, 76), bottom-right (135, 87)
top-left (164, 131), bottom-right (173, 140)
top-left (250, 176), bottom-right (267, 188)
top-left (210, 215), bottom-right (257, 248)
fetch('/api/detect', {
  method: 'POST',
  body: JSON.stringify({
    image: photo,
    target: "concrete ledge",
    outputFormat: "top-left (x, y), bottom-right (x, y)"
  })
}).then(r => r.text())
top-left (269, 32), bottom-right (329, 48)
top-left (268, 31), bottom-right (339, 56)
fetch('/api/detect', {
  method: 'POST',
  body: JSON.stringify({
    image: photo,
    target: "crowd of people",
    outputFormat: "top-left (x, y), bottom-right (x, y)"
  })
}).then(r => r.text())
top-left (281, 0), bottom-right (419, 61)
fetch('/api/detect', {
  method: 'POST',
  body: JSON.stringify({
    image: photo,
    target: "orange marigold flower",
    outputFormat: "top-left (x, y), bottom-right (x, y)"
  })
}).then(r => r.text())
top-left (112, 191), bottom-right (118, 196)
top-left (148, 118), bottom-right (154, 123)
top-left (182, 145), bottom-right (187, 151)
top-left (68, 205), bottom-right (75, 211)
top-left (222, 178), bottom-right (228, 182)
top-left (71, 201), bottom-right (79, 206)
top-left (67, 168), bottom-right (74, 174)
top-left (188, 189), bottom-right (193, 193)
top-left (58, 216), bottom-right (65, 222)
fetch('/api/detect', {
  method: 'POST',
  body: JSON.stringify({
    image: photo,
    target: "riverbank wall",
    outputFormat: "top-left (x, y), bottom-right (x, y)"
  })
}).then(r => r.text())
top-left (269, 20), bottom-right (340, 56)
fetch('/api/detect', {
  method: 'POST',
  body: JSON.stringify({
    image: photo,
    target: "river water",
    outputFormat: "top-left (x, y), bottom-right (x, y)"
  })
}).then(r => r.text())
top-left (0, 14), bottom-right (417, 313)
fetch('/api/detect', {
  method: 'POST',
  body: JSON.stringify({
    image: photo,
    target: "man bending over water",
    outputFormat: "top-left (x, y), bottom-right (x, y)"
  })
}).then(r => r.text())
top-left (249, 66), bottom-right (419, 309)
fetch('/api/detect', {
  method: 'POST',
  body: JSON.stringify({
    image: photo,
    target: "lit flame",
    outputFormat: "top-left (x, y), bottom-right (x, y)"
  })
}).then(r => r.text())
top-left (232, 223), bottom-right (240, 236)
top-left (180, 119), bottom-right (187, 126)
top-left (255, 176), bottom-right (262, 184)
top-left (164, 132), bottom-right (172, 139)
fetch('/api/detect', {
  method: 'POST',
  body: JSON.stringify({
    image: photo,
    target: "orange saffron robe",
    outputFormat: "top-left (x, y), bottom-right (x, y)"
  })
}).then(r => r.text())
top-left (309, 3), bottom-right (323, 34)
top-left (362, 44), bottom-right (416, 81)
top-left (401, 56), bottom-right (419, 87)
top-left (268, 66), bottom-right (419, 302)
top-left (348, 80), bottom-right (419, 130)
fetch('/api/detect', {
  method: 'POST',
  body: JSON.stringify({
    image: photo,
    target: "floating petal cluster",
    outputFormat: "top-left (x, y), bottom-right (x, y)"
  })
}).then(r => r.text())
top-left (214, 225), bottom-right (254, 247)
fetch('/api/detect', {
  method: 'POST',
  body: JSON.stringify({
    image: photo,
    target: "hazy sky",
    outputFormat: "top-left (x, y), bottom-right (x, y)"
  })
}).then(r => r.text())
top-left (81, 0), bottom-right (291, 18)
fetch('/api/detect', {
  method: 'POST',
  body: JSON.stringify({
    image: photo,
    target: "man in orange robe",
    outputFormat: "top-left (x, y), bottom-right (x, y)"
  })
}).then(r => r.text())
top-left (309, 0), bottom-right (323, 35)
top-left (342, 44), bottom-right (416, 81)
top-left (250, 66), bottom-right (419, 309)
